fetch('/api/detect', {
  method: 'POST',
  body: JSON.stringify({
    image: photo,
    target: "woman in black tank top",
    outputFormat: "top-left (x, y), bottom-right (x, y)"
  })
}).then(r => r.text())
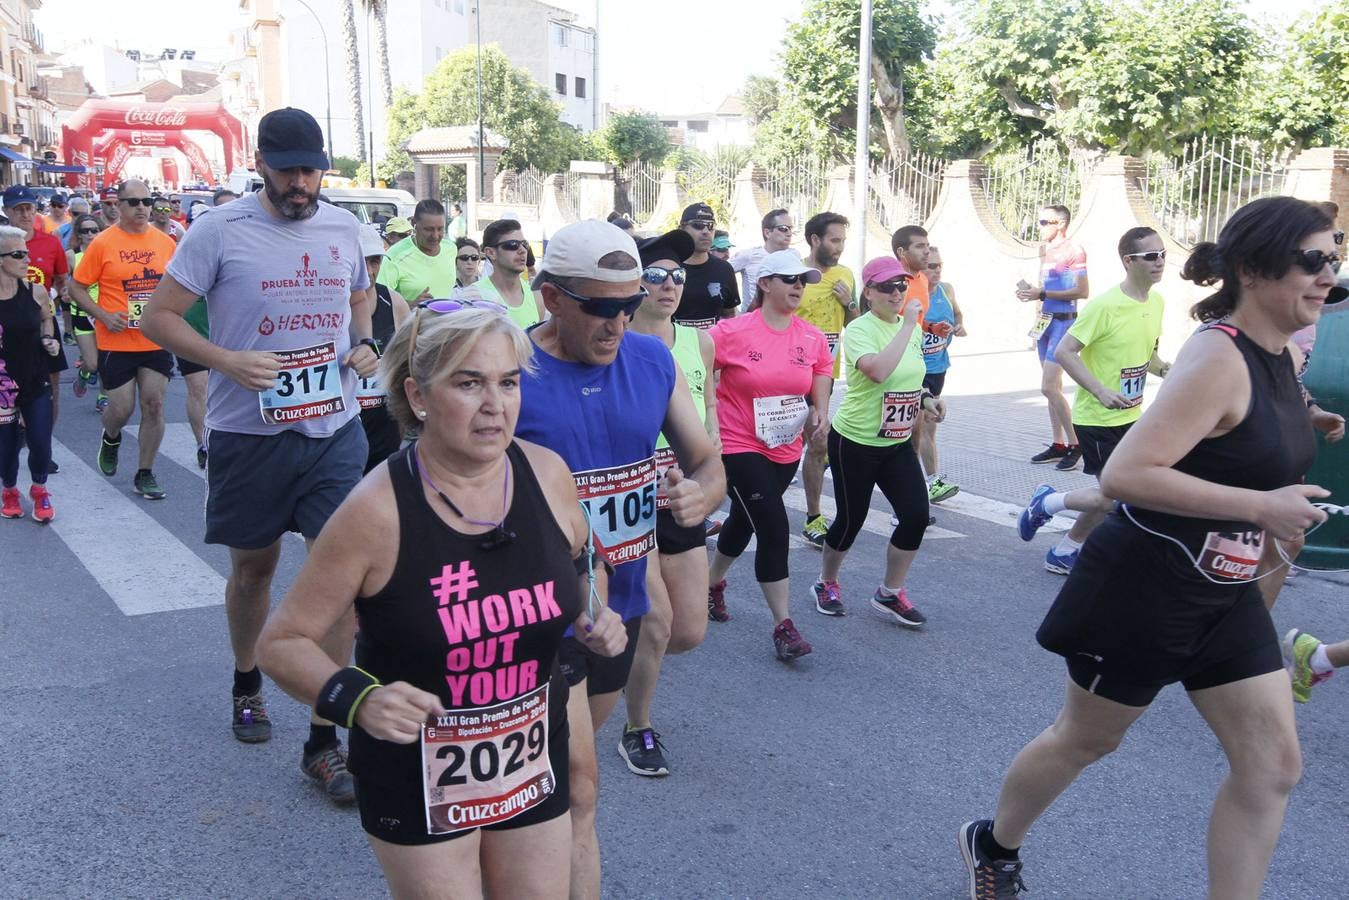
top-left (357, 233), bottom-right (409, 473)
top-left (257, 305), bottom-right (627, 897)
top-left (961, 198), bottom-right (1340, 900)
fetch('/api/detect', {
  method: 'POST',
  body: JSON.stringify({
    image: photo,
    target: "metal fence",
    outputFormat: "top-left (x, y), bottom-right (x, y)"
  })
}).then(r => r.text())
top-left (499, 166), bottom-right (548, 210)
top-left (761, 154), bottom-right (832, 225)
top-left (981, 141), bottom-right (1098, 242)
top-left (869, 151), bottom-right (946, 232)
top-left (1141, 135), bottom-right (1292, 247)
top-left (615, 160), bottom-right (663, 223)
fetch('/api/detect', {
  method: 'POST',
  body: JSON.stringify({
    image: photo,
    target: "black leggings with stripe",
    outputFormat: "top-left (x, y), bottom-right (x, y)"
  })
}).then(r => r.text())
top-left (716, 452), bottom-right (800, 583)
top-left (824, 428), bottom-right (928, 553)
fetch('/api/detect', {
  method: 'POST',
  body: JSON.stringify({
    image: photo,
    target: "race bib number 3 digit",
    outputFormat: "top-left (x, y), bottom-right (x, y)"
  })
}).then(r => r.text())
top-left (575, 458), bottom-right (657, 564)
top-left (421, 684), bottom-right (553, 836)
top-left (878, 390), bottom-right (920, 441)
top-left (126, 296), bottom-right (150, 330)
top-left (1029, 313), bottom-right (1051, 340)
top-left (1119, 364), bottom-right (1147, 409)
top-left (356, 372), bottom-right (386, 410)
top-left (753, 395), bottom-right (809, 449)
top-left (259, 341), bottom-right (345, 424)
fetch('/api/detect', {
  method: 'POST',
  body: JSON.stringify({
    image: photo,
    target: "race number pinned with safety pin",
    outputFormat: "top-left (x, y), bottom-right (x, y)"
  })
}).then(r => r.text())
top-left (878, 390), bottom-right (921, 441)
top-left (259, 341), bottom-right (345, 424)
top-left (574, 457), bottom-right (657, 564)
top-left (754, 394), bottom-right (809, 449)
top-left (421, 684), bottom-right (554, 836)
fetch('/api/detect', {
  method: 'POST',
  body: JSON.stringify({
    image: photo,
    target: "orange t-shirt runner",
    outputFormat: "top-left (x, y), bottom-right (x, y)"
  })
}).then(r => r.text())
top-left (74, 226), bottom-right (177, 353)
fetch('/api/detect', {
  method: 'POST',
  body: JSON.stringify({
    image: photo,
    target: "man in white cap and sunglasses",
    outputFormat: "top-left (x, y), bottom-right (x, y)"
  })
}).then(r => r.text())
top-left (142, 106), bottom-right (379, 806)
top-left (515, 217), bottom-right (725, 899)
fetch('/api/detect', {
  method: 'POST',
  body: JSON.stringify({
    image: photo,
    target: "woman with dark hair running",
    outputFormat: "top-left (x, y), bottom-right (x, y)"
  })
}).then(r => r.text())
top-left (960, 196), bottom-right (1337, 900)
top-left (64, 213), bottom-right (103, 400)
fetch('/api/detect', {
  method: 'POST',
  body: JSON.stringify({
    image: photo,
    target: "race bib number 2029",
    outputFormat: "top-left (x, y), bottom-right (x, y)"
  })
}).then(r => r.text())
top-left (574, 458), bottom-right (657, 564)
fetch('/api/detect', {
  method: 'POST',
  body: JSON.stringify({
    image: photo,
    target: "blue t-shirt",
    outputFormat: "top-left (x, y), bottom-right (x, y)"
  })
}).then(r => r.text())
top-left (515, 330), bottom-right (677, 622)
top-left (923, 283), bottom-right (955, 374)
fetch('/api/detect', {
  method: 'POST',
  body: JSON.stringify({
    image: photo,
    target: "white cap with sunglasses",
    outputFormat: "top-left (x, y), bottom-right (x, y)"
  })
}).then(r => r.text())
top-left (537, 219), bottom-right (641, 284)
top-left (755, 249), bottom-right (822, 285)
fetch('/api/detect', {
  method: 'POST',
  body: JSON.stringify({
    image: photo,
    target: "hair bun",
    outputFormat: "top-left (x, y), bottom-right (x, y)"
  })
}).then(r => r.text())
top-left (1181, 242), bottom-right (1226, 287)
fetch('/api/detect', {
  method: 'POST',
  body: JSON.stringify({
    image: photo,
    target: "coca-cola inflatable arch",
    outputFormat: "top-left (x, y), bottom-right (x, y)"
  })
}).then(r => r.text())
top-left (61, 99), bottom-right (247, 189)
top-left (93, 130), bottom-right (219, 187)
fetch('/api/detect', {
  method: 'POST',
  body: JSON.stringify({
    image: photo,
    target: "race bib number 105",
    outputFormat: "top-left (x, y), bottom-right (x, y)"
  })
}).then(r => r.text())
top-left (421, 684), bottom-right (553, 836)
top-left (575, 458), bottom-right (657, 564)
top-left (259, 341), bottom-right (345, 425)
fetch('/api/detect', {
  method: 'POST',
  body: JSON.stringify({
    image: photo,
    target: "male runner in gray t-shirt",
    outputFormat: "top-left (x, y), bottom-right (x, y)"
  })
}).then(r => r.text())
top-left (142, 107), bottom-right (378, 806)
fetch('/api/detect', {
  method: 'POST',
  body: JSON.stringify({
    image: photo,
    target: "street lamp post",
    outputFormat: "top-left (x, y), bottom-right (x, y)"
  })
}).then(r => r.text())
top-left (850, 0), bottom-right (873, 281)
top-left (292, 0), bottom-right (335, 170)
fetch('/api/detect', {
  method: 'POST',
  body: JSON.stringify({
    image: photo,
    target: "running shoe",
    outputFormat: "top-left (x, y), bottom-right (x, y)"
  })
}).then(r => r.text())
top-left (28, 485), bottom-right (53, 524)
top-left (97, 432), bottom-right (119, 476)
top-left (811, 580), bottom-right (845, 616)
top-left (95, 392), bottom-right (109, 412)
top-left (870, 587), bottom-right (927, 627)
top-left (1029, 444), bottom-right (1067, 464)
top-left (708, 579), bottom-right (730, 623)
top-left (1, 487), bottom-right (22, 519)
top-left (1054, 446), bottom-right (1082, 471)
top-left (892, 514), bottom-right (937, 528)
top-left (1282, 628), bottom-right (1334, 703)
top-left (232, 691), bottom-right (272, 743)
top-left (301, 742), bottom-right (356, 804)
top-left (618, 727), bottom-right (670, 777)
top-left (1043, 546), bottom-right (1078, 575)
top-left (62, 331), bottom-right (75, 346)
top-left (772, 618), bottom-right (812, 661)
top-left (1017, 484), bottom-right (1056, 542)
top-left (134, 470), bottom-right (166, 500)
top-left (928, 477), bottom-right (960, 503)
top-left (703, 516), bottom-right (723, 537)
top-left (196, 445), bottom-right (208, 470)
top-left (73, 367), bottom-right (96, 399)
top-left (959, 819), bottom-right (1027, 899)
top-left (801, 514), bottom-right (829, 548)
top-left (47, 459), bottom-right (58, 474)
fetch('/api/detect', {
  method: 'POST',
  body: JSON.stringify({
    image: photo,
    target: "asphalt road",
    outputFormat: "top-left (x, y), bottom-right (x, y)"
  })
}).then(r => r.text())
top-left (2, 374), bottom-right (1347, 900)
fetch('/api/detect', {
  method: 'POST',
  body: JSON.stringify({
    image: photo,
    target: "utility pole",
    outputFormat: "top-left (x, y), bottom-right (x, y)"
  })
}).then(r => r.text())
top-left (850, 0), bottom-right (873, 281)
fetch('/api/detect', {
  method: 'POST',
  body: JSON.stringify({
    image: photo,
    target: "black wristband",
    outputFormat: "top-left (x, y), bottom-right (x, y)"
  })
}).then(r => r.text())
top-left (357, 337), bottom-right (381, 357)
top-left (315, 666), bottom-right (382, 729)
top-left (1038, 289), bottom-right (1046, 301)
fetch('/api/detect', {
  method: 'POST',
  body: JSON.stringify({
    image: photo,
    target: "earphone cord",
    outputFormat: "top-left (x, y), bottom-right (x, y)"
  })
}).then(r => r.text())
top-left (580, 503), bottom-right (600, 621)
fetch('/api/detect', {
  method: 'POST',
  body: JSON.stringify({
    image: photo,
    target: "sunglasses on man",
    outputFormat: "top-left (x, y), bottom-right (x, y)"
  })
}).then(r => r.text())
top-left (0, 249), bottom-right (30, 259)
top-left (549, 280), bottom-right (648, 318)
top-left (684, 220), bottom-right (716, 232)
top-left (487, 239), bottom-right (529, 252)
top-left (121, 197), bottom-right (155, 207)
top-left (1124, 250), bottom-right (1166, 262)
top-left (1037, 218), bottom-right (1063, 227)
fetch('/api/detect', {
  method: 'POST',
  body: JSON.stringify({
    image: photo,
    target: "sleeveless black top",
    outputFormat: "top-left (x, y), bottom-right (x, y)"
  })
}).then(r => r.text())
top-left (372, 283), bottom-right (396, 351)
top-left (1130, 323), bottom-right (1317, 540)
top-left (0, 281), bottom-right (47, 401)
top-left (349, 441), bottom-right (580, 783)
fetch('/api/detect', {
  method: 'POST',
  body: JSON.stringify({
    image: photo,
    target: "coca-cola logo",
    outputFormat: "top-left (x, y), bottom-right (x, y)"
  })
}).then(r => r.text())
top-left (123, 107), bottom-right (188, 127)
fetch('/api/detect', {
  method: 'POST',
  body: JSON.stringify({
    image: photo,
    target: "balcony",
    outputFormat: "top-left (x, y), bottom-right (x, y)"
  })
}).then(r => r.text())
top-left (26, 81), bottom-right (46, 101)
top-left (22, 22), bottom-right (43, 51)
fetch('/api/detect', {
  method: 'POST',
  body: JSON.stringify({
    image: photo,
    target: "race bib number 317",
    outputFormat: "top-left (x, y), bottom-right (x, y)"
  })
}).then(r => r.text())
top-left (421, 684), bottom-right (553, 836)
top-left (259, 341), bottom-right (345, 425)
top-left (575, 458), bottom-right (657, 564)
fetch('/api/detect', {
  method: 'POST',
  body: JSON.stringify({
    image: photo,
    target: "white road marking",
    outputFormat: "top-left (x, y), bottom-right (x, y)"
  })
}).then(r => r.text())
top-left (782, 486), bottom-right (964, 540)
top-left (47, 438), bottom-right (225, 616)
top-left (931, 491), bottom-right (1075, 534)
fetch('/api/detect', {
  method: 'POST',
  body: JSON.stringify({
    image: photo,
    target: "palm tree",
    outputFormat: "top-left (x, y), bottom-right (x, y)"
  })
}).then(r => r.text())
top-left (368, 0), bottom-right (392, 107)
top-left (341, 0), bottom-right (366, 162)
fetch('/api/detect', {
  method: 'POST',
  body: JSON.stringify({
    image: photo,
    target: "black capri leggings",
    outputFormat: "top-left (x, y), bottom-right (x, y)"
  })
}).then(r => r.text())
top-left (716, 452), bottom-right (800, 584)
top-left (824, 429), bottom-right (928, 553)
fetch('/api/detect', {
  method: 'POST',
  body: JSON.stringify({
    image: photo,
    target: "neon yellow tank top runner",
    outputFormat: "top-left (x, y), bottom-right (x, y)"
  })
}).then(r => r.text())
top-left (657, 323), bottom-right (706, 450)
top-left (474, 275), bottom-right (540, 330)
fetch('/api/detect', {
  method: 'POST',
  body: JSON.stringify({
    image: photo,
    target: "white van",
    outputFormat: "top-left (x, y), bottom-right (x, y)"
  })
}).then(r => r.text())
top-left (225, 171), bottom-right (417, 223)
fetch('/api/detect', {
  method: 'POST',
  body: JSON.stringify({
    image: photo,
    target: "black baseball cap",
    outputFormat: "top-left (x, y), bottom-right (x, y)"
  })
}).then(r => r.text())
top-left (680, 202), bottom-right (715, 224)
top-left (637, 229), bottom-right (695, 266)
top-left (257, 107), bottom-right (329, 171)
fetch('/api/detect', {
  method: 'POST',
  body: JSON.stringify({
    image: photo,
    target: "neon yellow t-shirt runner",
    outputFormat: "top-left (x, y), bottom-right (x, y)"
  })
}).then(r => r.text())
top-left (796, 264), bottom-right (854, 379)
top-left (831, 312), bottom-right (926, 447)
top-left (475, 275), bottom-right (540, 330)
top-left (1067, 286), bottom-right (1164, 427)
top-left (376, 239), bottom-right (459, 301)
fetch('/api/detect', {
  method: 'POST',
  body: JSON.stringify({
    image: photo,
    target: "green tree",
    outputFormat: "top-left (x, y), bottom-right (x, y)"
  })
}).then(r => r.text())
top-left (780, 0), bottom-right (938, 160)
top-left (1244, 8), bottom-right (1349, 148)
top-left (331, 155), bottom-right (361, 179)
top-left (920, 0), bottom-right (1261, 154)
top-left (598, 111), bottom-right (671, 164)
top-left (742, 75), bottom-right (780, 125)
top-left (377, 45), bottom-right (578, 194)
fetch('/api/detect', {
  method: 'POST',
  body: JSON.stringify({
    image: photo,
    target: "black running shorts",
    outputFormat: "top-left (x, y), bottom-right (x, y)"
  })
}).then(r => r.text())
top-left (656, 508), bottom-right (707, 555)
top-left (1074, 423), bottom-right (1132, 477)
top-left (556, 617), bottom-right (642, 695)
top-left (98, 349), bottom-right (173, 391)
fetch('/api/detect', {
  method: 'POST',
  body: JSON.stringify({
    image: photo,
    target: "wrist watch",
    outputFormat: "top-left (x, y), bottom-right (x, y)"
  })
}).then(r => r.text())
top-left (847, 300), bottom-right (859, 311)
top-left (357, 337), bottom-right (381, 357)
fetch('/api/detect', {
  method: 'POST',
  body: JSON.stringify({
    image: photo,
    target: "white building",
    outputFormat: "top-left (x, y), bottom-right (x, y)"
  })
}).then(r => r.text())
top-left (228, 0), bottom-right (596, 170)
top-left (655, 95), bottom-right (753, 152)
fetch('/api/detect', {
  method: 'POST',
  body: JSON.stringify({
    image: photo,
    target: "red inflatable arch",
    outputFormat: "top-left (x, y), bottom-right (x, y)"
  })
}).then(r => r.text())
top-left (93, 130), bottom-right (219, 187)
top-left (61, 99), bottom-right (247, 189)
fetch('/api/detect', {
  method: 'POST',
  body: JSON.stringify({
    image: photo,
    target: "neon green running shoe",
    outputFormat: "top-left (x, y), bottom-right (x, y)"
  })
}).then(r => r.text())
top-left (1282, 628), bottom-right (1333, 704)
top-left (801, 514), bottom-right (829, 548)
top-left (928, 477), bottom-right (960, 503)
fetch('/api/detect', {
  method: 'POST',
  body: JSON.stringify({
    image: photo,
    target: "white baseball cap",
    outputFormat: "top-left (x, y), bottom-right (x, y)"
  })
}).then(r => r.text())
top-left (756, 249), bottom-right (822, 284)
top-left (537, 219), bottom-right (640, 284)
top-left (359, 224), bottom-right (386, 258)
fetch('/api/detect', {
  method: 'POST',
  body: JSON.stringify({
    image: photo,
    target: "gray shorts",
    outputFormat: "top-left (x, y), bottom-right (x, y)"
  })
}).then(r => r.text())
top-left (204, 417), bottom-right (368, 549)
